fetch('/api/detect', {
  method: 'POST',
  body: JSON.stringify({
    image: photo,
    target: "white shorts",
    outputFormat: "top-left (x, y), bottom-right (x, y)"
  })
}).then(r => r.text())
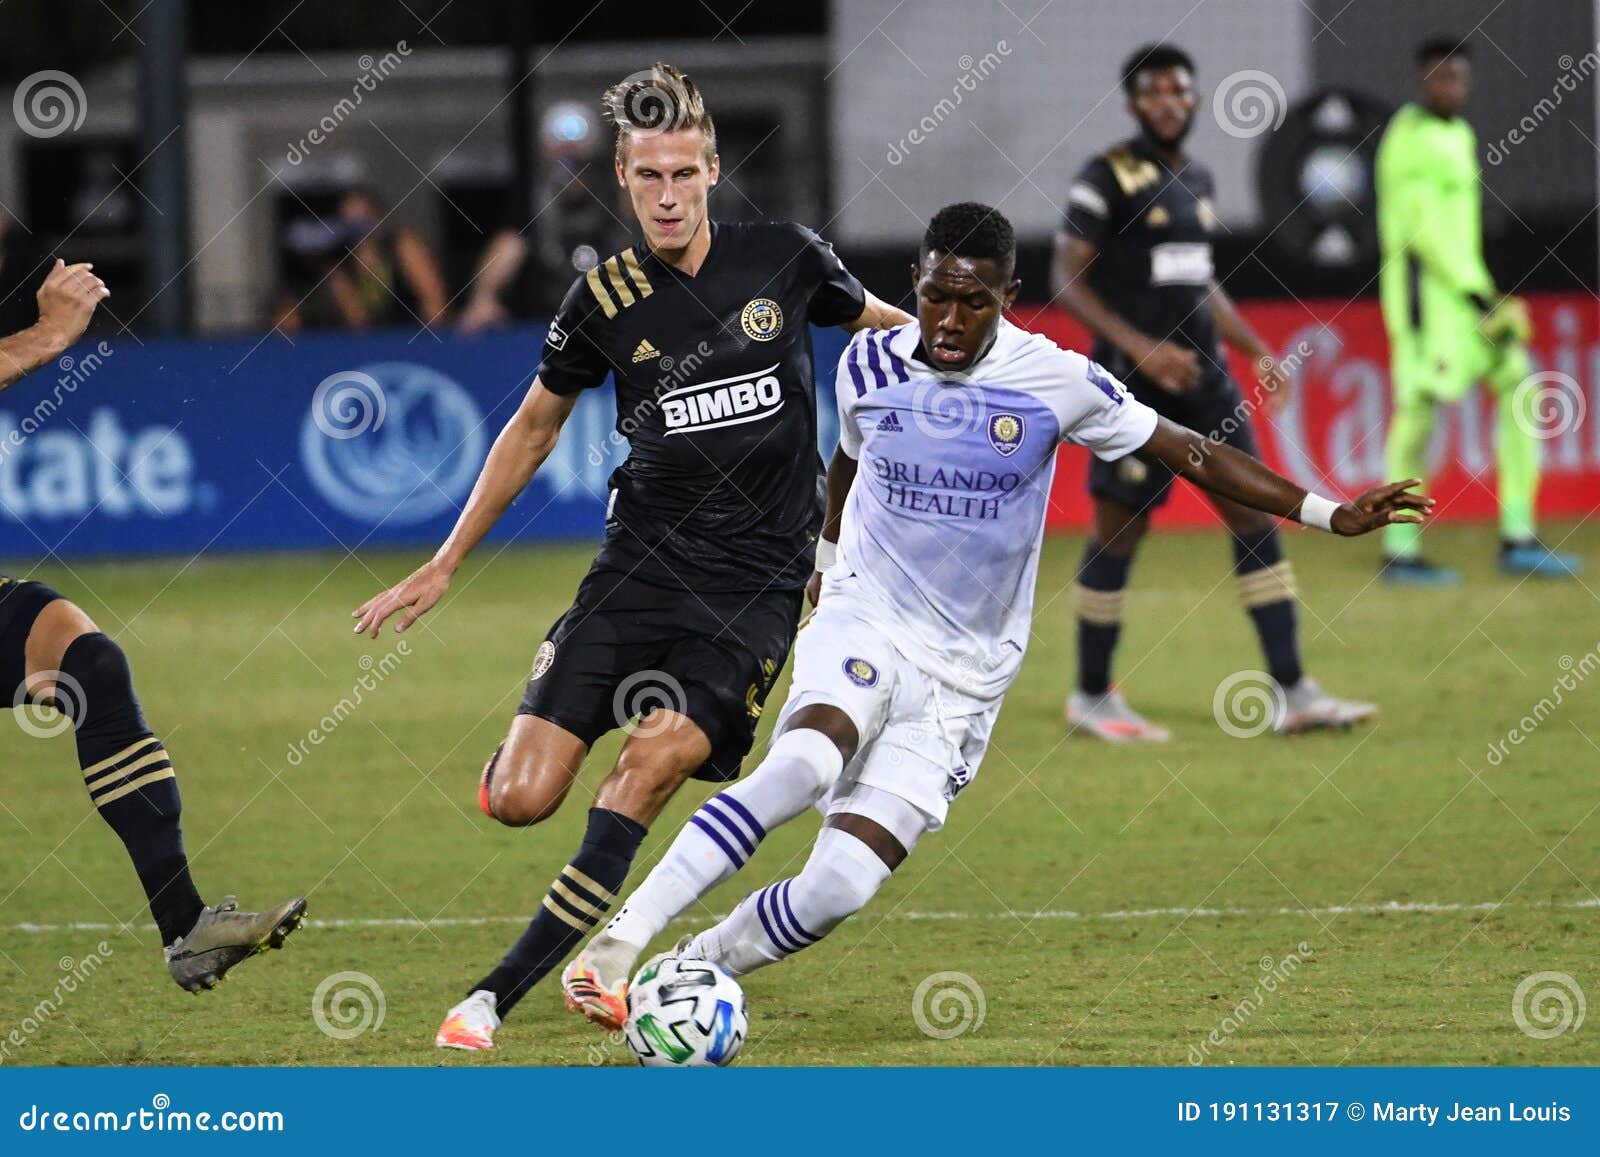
top-left (775, 578), bottom-right (1002, 836)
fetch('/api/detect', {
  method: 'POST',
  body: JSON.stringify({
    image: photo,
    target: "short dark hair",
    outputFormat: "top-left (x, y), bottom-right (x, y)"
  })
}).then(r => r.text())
top-left (1415, 37), bottom-right (1469, 67)
top-left (1120, 42), bottom-right (1195, 95)
top-left (922, 202), bottom-right (1016, 276)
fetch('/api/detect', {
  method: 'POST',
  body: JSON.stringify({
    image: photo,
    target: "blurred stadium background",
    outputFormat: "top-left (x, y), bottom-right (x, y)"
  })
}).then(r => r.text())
top-left (1, 1), bottom-right (1597, 1066)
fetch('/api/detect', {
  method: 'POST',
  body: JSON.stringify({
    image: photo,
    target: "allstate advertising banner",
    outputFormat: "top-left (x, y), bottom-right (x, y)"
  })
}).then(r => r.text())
top-left (0, 326), bottom-right (851, 560)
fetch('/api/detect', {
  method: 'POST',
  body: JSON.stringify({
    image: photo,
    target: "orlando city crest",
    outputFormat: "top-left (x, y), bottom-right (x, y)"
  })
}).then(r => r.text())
top-left (988, 412), bottom-right (1025, 457)
top-left (842, 657), bottom-right (879, 688)
top-left (740, 298), bottom-right (783, 341)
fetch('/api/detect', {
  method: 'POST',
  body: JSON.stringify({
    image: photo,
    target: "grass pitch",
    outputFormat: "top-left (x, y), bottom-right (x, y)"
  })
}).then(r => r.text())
top-left (3, 522), bottom-right (1597, 1066)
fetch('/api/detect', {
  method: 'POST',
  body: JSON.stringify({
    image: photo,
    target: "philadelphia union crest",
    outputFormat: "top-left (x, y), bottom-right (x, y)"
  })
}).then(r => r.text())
top-left (740, 298), bottom-right (783, 341)
top-left (988, 412), bottom-right (1025, 457)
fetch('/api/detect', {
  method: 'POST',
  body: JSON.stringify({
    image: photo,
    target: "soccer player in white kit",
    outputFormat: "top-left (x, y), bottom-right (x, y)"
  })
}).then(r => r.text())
top-left (562, 203), bottom-right (1430, 1021)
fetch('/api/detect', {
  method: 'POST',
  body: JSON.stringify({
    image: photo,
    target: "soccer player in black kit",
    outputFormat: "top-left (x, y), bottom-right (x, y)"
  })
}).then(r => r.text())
top-left (352, 63), bottom-right (911, 1050)
top-left (2, 261), bottom-right (305, 992)
top-left (1054, 43), bottom-right (1373, 741)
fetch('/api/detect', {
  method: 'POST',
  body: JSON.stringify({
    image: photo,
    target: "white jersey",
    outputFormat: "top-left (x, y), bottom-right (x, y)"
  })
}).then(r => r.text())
top-left (832, 318), bottom-right (1158, 698)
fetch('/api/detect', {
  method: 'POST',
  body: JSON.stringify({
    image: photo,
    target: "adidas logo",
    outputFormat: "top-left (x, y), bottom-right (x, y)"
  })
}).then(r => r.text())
top-left (631, 339), bottom-right (661, 363)
top-left (876, 411), bottom-right (904, 432)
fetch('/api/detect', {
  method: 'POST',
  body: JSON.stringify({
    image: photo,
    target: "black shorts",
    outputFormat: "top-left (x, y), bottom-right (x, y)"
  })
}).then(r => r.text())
top-left (0, 577), bottom-right (64, 702)
top-left (1088, 373), bottom-right (1260, 512)
top-left (517, 564), bottom-right (803, 783)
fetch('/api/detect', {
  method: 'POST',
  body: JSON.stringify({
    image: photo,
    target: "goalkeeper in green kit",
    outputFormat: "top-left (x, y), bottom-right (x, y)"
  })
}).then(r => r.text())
top-left (1376, 38), bottom-right (1580, 582)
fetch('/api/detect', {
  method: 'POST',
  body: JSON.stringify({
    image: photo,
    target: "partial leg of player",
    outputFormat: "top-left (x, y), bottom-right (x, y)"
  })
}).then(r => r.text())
top-left (6, 584), bottom-right (305, 991)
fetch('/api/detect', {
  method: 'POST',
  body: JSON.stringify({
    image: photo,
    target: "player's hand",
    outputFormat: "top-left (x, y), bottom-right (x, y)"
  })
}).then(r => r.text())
top-left (1254, 354), bottom-right (1292, 412)
top-left (805, 570), bottom-right (823, 608)
top-left (1328, 479), bottom-right (1434, 537)
top-left (1138, 340), bottom-right (1201, 392)
top-left (457, 295), bottom-right (508, 335)
top-left (352, 560), bottom-right (453, 637)
top-left (1479, 295), bottom-right (1532, 346)
top-left (35, 259), bottom-right (109, 351)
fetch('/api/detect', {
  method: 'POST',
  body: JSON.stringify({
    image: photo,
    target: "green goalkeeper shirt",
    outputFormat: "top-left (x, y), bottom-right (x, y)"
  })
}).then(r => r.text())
top-left (1375, 102), bottom-right (1495, 338)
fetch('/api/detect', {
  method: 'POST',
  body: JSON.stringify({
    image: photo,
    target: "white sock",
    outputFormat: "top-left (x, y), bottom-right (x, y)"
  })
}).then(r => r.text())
top-left (689, 825), bottom-right (891, 976)
top-left (601, 728), bottom-right (846, 953)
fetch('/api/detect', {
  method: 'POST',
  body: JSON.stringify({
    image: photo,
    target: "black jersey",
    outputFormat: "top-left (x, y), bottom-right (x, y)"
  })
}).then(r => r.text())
top-left (537, 220), bottom-right (865, 594)
top-left (1062, 137), bottom-right (1224, 384)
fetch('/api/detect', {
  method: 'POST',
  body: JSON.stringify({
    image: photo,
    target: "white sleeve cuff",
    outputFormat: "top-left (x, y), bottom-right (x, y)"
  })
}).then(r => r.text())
top-left (814, 538), bottom-right (839, 572)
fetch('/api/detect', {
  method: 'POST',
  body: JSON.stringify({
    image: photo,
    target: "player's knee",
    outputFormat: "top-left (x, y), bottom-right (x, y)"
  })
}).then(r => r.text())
top-left (796, 839), bottom-right (887, 929)
top-left (780, 706), bottom-right (858, 766)
top-left (487, 759), bottom-right (569, 827)
top-left (55, 631), bottom-right (143, 730)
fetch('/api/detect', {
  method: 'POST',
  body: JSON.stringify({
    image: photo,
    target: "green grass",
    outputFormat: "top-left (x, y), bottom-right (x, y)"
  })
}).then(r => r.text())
top-left (2, 522), bottom-right (1597, 1067)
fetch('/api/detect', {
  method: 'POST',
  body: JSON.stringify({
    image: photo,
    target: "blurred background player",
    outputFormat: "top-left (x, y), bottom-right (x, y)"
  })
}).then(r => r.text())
top-left (350, 63), bottom-right (910, 1050)
top-left (1054, 43), bottom-right (1373, 742)
top-left (565, 203), bottom-right (1429, 1014)
top-left (0, 260), bottom-right (305, 992)
top-left (1375, 38), bottom-right (1580, 583)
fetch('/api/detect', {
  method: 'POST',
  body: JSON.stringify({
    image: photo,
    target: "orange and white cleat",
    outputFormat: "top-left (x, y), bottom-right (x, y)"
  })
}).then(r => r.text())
top-left (1066, 688), bottom-right (1171, 742)
top-left (435, 990), bottom-right (500, 1050)
top-left (561, 952), bottom-right (630, 1031)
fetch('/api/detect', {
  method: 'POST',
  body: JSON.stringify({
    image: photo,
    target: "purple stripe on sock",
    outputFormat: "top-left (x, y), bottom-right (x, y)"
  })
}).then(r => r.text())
top-left (714, 792), bottom-right (767, 842)
top-left (701, 799), bottom-right (757, 857)
top-left (765, 881), bottom-right (809, 951)
top-left (779, 879), bottom-right (820, 943)
top-left (689, 815), bottom-right (744, 869)
top-left (748, 889), bottom-right (800, 953)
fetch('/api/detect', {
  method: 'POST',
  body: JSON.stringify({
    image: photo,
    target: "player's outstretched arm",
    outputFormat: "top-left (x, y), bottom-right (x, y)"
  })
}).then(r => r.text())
top-left (806, 445), bottom-right (859, 606)
top-left (351, 379), bottom-right (577, 636)
top-left (840, 291), bottom-right (913, 333)
top-left (1136, 416), bottom-right (1432, 536)
top-left (0, 259), bottom-right (109, 392)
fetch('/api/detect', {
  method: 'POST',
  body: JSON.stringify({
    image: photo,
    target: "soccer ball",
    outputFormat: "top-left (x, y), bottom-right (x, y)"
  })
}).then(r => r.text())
top-left (623, 954), bottom-right (748, 1067)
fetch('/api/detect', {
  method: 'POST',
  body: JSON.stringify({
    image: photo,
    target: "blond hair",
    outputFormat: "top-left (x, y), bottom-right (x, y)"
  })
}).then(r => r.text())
top-left (603, 62), bottom-right (716, 164)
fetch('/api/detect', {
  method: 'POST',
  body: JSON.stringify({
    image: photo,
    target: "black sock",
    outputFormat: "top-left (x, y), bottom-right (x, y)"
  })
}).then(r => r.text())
top-left (1232, 530), bottom-right (1303, 689)
top-left (59, 633), bottom-right (205, 946)
top-left (475, 807), bottom-right (647, 1019)
top-left (1076, 539), bottom-right (1131, 696)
